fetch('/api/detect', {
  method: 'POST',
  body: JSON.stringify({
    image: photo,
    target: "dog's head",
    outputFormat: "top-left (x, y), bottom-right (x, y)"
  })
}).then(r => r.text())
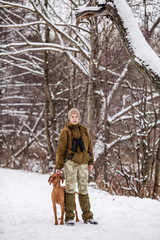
top-left (48, 173), bottom-right (64, 185)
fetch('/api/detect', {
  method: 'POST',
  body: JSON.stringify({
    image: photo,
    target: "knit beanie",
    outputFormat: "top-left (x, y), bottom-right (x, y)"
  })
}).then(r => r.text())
top-left (68, 108), bottom-right (80, 120)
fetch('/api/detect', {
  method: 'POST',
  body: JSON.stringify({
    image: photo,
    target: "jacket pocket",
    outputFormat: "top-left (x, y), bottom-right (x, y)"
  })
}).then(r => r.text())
top-left (65, 154), bottom-right (74, 163)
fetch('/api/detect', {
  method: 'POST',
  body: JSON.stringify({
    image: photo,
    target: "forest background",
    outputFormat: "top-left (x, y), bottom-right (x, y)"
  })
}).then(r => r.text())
top-left (0, 0), bottom-right (160, 200)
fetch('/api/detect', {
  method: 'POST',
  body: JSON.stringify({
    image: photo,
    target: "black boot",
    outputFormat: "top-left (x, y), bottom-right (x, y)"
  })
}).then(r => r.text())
top-left (84, 218), bottom-right (98, 225)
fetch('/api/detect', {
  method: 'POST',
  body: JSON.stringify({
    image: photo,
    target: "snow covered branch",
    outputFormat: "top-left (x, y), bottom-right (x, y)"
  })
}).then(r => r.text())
top-left (0, 0), bottom-right (90, 76)
top-left (107, 60), bottom-right (131, 108)
top-left (29, 0), bottom-right (90, 61)
top-left (108, 92), bottom-right (160, 124)
top-left (76, 0), bottom-right (160, 93)
top-left (14, 128), bottom-right (45, 158)
top-left (0, 21), bottom-right (45, 28)
top-left (0, 0), bottom-right (35, 12)
top-left (0, 43), bottom-right (79, 57)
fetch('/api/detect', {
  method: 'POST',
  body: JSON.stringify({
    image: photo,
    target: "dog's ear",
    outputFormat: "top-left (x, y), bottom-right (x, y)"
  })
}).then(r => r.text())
top-left (48, 176), bottom-right (53, 185)
top-left (48, 177), bottom-right (51, 185)
top-left (48, 174), bottom-right (56, 185)
top-left (60, 176), bottom-right (64, 183)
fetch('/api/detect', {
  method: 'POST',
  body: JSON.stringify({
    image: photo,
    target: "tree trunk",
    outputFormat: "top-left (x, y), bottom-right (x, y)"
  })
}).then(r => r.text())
top-left (153, 144), bottom-right (160, 199)
top-left (69, 63), bottom-right (75, 108)
top-left (0, 87), bottom-right (2, 162)
top-left (44, 100), bottom-right (53, 156)
top-left (88, 18), bottom-right (94, 136)
top-left (43, 0), bottom-right (56, 163)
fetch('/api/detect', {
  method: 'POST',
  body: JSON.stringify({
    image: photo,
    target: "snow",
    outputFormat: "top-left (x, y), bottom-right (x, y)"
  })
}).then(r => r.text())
top-left (114, 0), bottom-right (160, 76)
top-left (0, 168), bottom-right (160, 240)
top-left (98, 0), bottom-right (107, 5)
top-left (77, 1), bottom-right (101, 13)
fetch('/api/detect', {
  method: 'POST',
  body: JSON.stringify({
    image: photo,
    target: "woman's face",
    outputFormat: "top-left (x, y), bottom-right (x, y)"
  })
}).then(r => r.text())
top-left (70, 114), bottom-right (79, 125)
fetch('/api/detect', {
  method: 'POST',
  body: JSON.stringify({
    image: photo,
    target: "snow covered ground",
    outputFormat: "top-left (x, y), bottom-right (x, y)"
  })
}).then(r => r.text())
top-left (0, 168), bottom-right (160, 240)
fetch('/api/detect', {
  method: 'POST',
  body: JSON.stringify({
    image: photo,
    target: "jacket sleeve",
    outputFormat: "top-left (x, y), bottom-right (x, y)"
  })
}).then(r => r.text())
top-left (87, 132), bottom-right (94, 165)
top-left (56, 128), bottom-right (68, 169)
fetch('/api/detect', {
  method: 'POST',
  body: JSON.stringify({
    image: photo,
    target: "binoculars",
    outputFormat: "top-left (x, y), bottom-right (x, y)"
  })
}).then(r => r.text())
top-left (72, 136), bottom-right (85, 152)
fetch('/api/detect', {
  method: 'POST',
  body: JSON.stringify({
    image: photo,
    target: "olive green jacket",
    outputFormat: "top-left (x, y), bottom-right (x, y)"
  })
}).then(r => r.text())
top-left (56, 122), bottom-right (94, 169)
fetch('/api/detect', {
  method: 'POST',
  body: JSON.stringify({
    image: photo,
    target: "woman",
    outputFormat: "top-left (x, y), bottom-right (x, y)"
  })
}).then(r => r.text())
top-left (56, 108), bottom-right (98, 226)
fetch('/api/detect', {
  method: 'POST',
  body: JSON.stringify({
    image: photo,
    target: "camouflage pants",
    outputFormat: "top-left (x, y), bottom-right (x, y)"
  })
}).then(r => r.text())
top-left (64, 160), bottom-right (88, 195)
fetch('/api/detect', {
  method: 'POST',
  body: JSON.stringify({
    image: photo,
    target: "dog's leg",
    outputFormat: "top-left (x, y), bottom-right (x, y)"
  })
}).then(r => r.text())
top-left (53, 202), bottom-right (58, 225)
top-left (60, 203), bottom-right (65, 225)
top-left (75, 204), bottom-right (79, 222)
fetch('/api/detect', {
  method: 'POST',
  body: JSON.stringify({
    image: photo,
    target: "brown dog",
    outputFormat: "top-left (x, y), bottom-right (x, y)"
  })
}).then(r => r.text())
top-left (48, 173), bottom-right (79, 225)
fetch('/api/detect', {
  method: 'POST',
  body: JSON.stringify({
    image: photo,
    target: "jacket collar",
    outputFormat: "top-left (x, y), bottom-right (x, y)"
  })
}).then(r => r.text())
top-left (66, 122), bottom-right (81, 129)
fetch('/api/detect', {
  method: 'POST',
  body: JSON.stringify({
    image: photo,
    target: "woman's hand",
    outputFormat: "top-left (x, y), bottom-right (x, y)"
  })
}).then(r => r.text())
top-left (56, 169), bottom-right (61, 175)
top-left (88, 165), bottom-right (93, 172)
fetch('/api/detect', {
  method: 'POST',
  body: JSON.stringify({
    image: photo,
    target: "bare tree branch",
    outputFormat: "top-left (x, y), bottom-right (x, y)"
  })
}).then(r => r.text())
top-left (150, 17), bottom-right (160, 36)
